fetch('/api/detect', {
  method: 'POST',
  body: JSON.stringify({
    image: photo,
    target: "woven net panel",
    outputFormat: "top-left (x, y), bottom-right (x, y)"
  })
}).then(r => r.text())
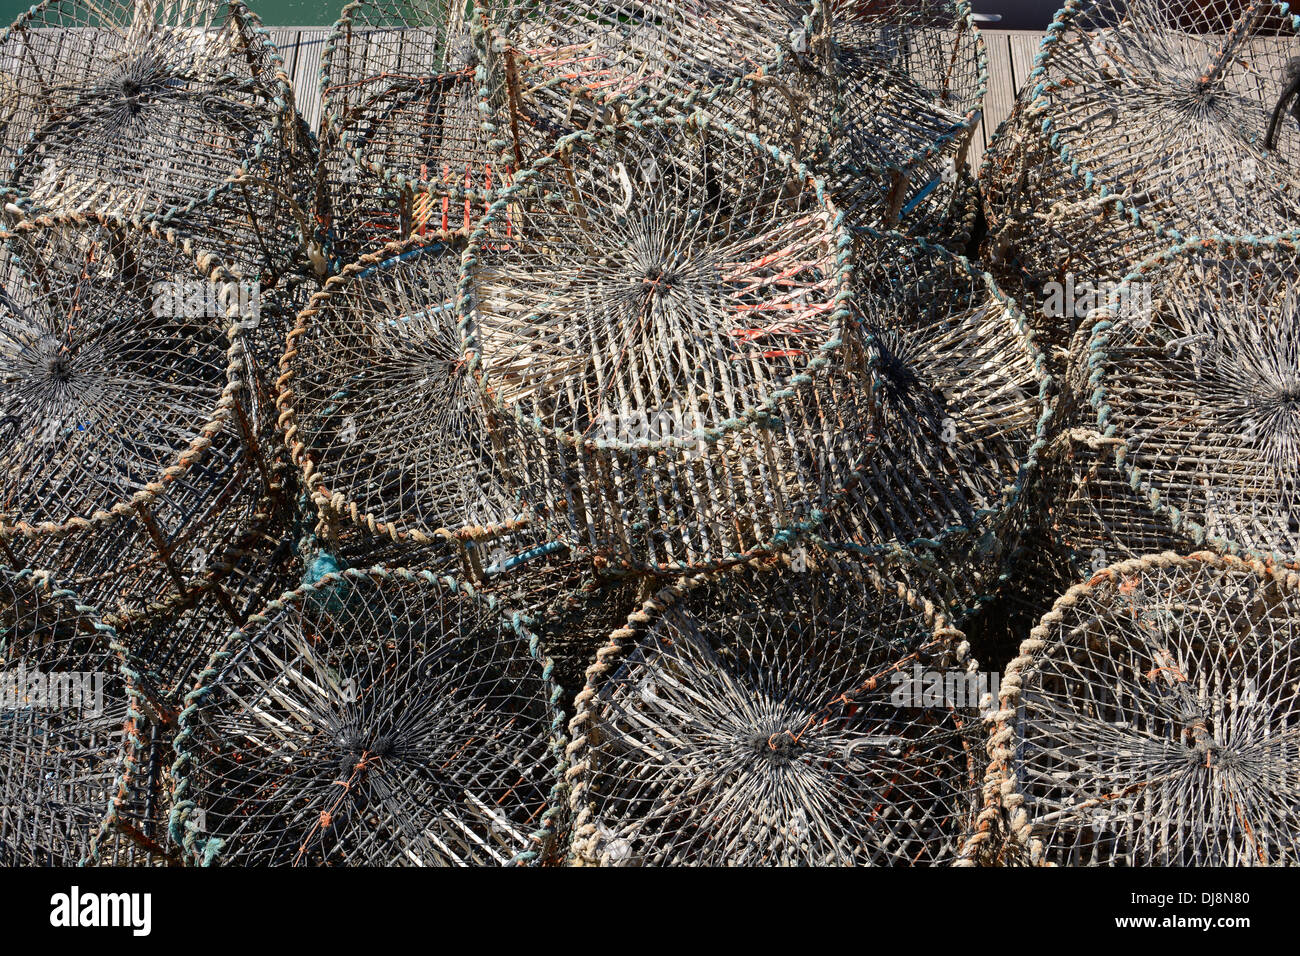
top-left (567, 556), bottom-right (986, 865)
top-left (282, 237), bottom-right (521, 544)
top-left (317, 0), bottom-right (517, 261)
top-left (994, 552), bottom-right (1300, 866)
top-left (171, 567), bottom-right (565, 866)
top-left (816, 0), bottom-right (985, 241)
top-left (814, 230), bottom-right (1046, 567)
top-left (0, 570), bottom-right (132, 866)
top-left (1085, 237), bottom-right (1300, 563)
top-left (461, 117), bottom-right (872, 574)
top-left (0, 216), bottom-right (281, 619)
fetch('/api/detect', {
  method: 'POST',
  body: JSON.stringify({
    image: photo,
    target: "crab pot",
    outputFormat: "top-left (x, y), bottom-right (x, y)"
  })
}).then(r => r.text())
top-left (974, 552), bottom-right (1300, 866)
top-left (979, 0), bottom-right (1300, 372)
top-left (317, 0), bottom-right (515, 261)
top-left (0, 569), bottom-right (154, 865)
top-left (459, 115), bottom-right (872, 574)
top-left (170, 565), bottom-right (566, 866)
top-left (0, 215), bottom-right (286, 620)
top-left (810, 228), bottom-right (1051, 607)
top-left (566, 551), bottom-right (986, 866)
top-left (0, 0), bottom-right (316, 289)
top-left (280, 236), bottom-right (527, 546)
top-left (1076, 235), bottom-right (1300, 564)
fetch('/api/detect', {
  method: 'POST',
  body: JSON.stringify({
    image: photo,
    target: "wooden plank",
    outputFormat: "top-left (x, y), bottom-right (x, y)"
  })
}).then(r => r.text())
top-left (290, 28), bottom-right (332, 135)
top-left (972, 30), bottom-right (1016, 173)
top-left (1008, 30), bottom-right (1042, 92)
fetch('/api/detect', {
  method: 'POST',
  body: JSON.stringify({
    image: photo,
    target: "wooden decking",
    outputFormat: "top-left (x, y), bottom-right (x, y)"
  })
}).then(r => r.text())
top-left (269, 27), bottom-right (1045, 173)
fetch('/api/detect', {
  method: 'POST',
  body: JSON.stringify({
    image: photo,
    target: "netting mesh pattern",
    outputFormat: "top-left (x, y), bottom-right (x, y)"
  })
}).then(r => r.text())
top-left (980, 0), bottom-right (1300, 360)
top-left (815, 0), bottom-right (986, 239)
top-left (1084, 236), bottom-right (1300, 563)
top-left (984, 552), bottom-right (1300, 866)
top-left (170, 566), bottom-right (566, 866)
top-left (814, 229), bottom-right (1049, 566)
top-left (566, 555), bottom-right (986, 865)
top-left (281, 237), bottom-right (520, 544)
top-left (459, 116), bottom-right (870, 573)
top-left (317, 0), bottom-right (511, 260)
top-left (0, 215), bottom-right (282, 618)
top-left (0, 569), bottom-right (132, 866)
top-left (0, 0), bottom-right (315, 282)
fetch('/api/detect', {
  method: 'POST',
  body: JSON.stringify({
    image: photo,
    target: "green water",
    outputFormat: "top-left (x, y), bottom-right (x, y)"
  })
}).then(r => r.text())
top-left (0, 0), bottom-right (343, 27)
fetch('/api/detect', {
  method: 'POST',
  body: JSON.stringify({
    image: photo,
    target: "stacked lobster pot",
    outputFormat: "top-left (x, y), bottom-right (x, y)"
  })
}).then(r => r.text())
top-left (0, 0), bottom-right (323, 864)
top-left (979, 0), bottom-right (1300, 375)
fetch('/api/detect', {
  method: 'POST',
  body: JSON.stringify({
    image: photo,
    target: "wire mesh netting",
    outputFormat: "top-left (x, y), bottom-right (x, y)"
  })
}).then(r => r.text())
top-left (811, 228), bottom-right (1049, 600)
top-left (1081, 235), bottom-right (1300, 564)
top-left (281, 237), bottom-right (522, 546)
top-left (170, 566), bottom-right (566, 865)
top-left (0, 569), bottom-right (135, 865)
top-left (566, 553), bottom-right (987, 865)
top-left (979, 0), bottom-right (1300, 364)
top-left (0, 214), bottom-right (285, 619)
top-left (459, 116), bottom-right (874, 573)
top-left (316, 0), bottom-right (517, 261)
top-left (814, 0), bottom-right (986, 243)
top-left (983, 552), bottom-right (1300, 866)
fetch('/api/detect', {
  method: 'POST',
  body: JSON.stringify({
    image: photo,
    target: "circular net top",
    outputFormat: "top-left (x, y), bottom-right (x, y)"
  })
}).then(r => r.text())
top-left (568, 555), bottom-right (986, 865)
top-left (1, 0), bottom-right (296, 223)
top-left (459, 116), bottom-right (855, 451)
top-left (0, 215), bottom-right (252, 537)
top-left (1087, 236), bottom-right (1300, 562)
top-left (819, 229), bottom-right (1048, 553)
top-left (0, 569), bottom-right (133, 866)
top-left (282, 238), bottom-right (520, 543)
top-left (171, 566), bottom-right (565, 866)
top-left (1029, 0), bottom-right (1300, 239)
top-left (995, 552), bottom-right (1300, 866)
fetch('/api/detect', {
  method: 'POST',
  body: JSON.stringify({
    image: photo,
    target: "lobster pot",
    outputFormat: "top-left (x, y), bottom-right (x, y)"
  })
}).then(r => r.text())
top-left (979, 552), bottom-right (1300, 866)
top-left (979, 0), bottom-right (1300, 369)
top-left (0, 569), bottom-right (143, 865)
top-left (814, 0), bottom-right (986, 245)
top-left (1079, 236), bottom-right (1300, 563)
top-left (0, 216), bottom-right (284, 620)
top-left (811, 228), bottom-right (1049, 605)
top-left (170, 566), bottom-right (566, 866)
top-left (460, 116), bottom-right (871, 574)
top-left (281, 237), bottom-right (524, 546)
top-left (566, 553), bottom-right (986, 866)
top-left (317, 0), bottom-right (514, 261)
top-left (0, 0), bottom-right (316, 297)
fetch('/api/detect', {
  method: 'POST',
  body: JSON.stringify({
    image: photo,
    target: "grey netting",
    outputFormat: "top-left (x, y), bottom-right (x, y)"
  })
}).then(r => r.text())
top-left (566, 554), bottom-right (986, 865)
top-left (459, 116), bottom-right (870, 573)
top-left (170, 566), bottom-right (565, 866)
top-left (980, 0), bottom-right (1300, 364)
top-left (1082, 235), bottom-right (1300, 564)
top-left (982, 552), bottom-right (1300, 866)
top-left (812, 229), bottom-right (1048, 591)
top-left (815, 0), bottom-right (986, 242)
top-left (317, 0), bottom-right (517, 261)
top-left (0, 215), bottom-right (282, 619)
top-left (0, 569), bottom-right (132, 865)
top-left (0, 0), bottom-right (316, 284)
top-left (281, 237), bottom-right (523, 545)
